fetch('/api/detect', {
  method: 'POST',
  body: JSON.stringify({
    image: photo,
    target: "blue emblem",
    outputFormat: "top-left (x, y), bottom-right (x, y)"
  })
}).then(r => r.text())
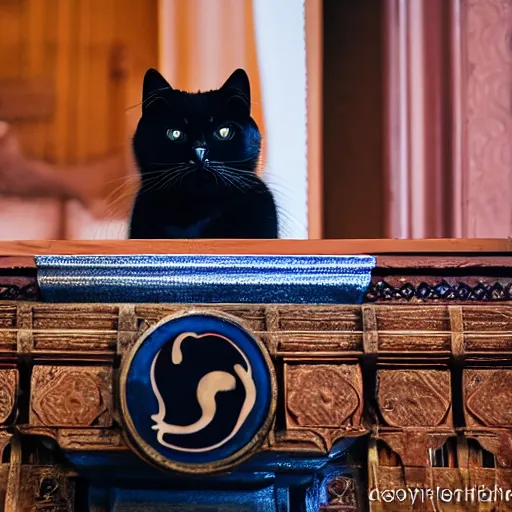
top-left (120, 311), bottom-right (275, 473)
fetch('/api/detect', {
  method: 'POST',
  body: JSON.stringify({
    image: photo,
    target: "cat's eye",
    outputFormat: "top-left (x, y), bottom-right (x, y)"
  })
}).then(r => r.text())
top-left (215, 126), bottom-right (233, 140)
top-left (167, 129), bottom-right (184, 141)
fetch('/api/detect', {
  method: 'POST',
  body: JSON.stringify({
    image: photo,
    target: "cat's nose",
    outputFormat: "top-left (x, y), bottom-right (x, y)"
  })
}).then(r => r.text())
top-left (194, 147), bottom-right (208, 163)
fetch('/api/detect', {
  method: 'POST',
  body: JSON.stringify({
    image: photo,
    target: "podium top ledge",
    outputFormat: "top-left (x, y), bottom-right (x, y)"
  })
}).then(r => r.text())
top-left (0, 238), bottom-right (509, 260)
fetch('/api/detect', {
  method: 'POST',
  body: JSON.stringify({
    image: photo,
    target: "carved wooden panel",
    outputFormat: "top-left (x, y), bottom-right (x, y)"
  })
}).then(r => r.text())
top-left (30, 366), bottom-right (112, 427)
top-left (320, 474), bottom-right (359, 511)
top-left (465, 369), bottom-right (512, 427)
top-left (0, 369), bottom-right (16, 425)
top-left (0, 300), bottom-right (508, 510)
top-left (377, 370), bottom-right (451, 427)
top-left (376, 432), bottom-right (450, 468)
top-left (468, 431), bottom-right (512, 468)
top-left (15, 467), bottom-right (75, 511)
top-left (285, 363), bottom-right (363, 442)
top-left (56, 428), bottom-right (126, 452)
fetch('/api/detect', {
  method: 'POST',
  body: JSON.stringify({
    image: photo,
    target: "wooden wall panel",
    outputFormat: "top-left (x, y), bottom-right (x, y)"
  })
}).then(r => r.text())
top-left (0, 0), bottom-right (159, 239)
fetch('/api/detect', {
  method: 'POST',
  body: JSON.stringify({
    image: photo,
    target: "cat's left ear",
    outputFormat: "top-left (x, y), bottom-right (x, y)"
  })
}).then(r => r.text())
top-left (221, 69), bottom-right (251, 116)
top-left (142, 68), bottom-right (172, 102)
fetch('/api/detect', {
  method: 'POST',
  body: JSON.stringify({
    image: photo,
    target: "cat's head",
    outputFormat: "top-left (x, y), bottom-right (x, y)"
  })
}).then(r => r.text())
top-left (132, 68), bottom-right (262, 193)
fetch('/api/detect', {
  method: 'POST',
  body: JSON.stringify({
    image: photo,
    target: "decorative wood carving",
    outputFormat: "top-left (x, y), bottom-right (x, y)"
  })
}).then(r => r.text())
top-left (14, 466), bottom-right (74, 511)
top-left (377, 370), bottom-right (451, 427)
top-left (0, 244), bottom-right (507, 510)
top-left (376, 432), bottom-right (450, 468)
top-left (467, 431), bottom-right (512, 468)
top-left (286, 364), bottom-right (363, 433)
top-left (0, 370), bottom-right (16, 425)
top-left (30, 366), bottom-right (112, 427)
top-left (56, 428), bottom-right (126, 452)
top-left (320, 474), bottom-right (359, 511)
top-left (465, 369), bottom-right (512, 427)
top-left (367, 279), bottom-right (512, 302)
top-left (0, 278), bottom-right (39, 301)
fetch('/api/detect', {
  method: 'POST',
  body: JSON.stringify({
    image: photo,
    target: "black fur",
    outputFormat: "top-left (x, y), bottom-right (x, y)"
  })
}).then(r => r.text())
top-left (129, 68), bottom-right (278, 239)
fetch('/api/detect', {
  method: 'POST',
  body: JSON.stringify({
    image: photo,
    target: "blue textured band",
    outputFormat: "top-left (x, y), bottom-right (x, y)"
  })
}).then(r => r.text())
top-left (35, 254), bottom-right (375, 304)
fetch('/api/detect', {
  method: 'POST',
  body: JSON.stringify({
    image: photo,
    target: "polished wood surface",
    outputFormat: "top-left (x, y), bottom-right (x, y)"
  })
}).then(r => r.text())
top-left (0, 238), bottom-right (509, 257)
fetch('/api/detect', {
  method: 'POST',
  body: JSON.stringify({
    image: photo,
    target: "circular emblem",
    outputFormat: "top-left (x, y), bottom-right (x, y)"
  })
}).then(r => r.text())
top-left (119, 311), bottom-right (276, 474)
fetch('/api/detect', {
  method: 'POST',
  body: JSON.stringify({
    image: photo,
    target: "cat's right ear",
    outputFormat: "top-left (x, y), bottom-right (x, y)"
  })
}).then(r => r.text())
top-left (142, 68), bottom-right (172, 103)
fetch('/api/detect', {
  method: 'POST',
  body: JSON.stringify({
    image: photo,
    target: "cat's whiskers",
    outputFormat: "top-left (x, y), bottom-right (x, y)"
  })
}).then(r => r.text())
top-left (203, 165), bottom-right (219, 185)
top-left (217, 171), bottom-right (253, 191)
top-left (208, 162), bottom-right (300, 236)
top-left (139, 165), bottom-right (192, 191)
top-left (178, 168), bottom-right (197, 187)
top-left (160, 165), bottom-right (195, 190)
top-left (207, 164), bottom-right (257, 192)
top-left (210, 163), bottom-right (259, 181)
top-left (212, 168), bottom-right (245, 192)
top-left (213, 165), bottom-right (259, 178)
top-left (141, 172), bottom-right (180, 195)
top-left (101, 173), bottom-right (166, 224)
top-left (209, 157), bottom-right (255, 166)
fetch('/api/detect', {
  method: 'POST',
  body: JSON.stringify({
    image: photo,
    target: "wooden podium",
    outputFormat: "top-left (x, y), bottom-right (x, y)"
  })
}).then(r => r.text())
top-left (0, 239), bottom-right (510, 511)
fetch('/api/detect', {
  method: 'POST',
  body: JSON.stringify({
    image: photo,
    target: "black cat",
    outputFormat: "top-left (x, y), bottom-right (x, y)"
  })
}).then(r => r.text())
top-left (129, 68), bottom-right (278, 239)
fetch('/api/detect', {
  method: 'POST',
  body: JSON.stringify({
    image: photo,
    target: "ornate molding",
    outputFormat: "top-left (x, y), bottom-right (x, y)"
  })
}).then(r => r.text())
top-left (0, 370), bottom-right (17, 425)
top-left (0, 299), bottom-right (510, 509)
top-left (366, 279), bottom-right (512, 302)
top-left (0, 279), bottom-right (39, 301)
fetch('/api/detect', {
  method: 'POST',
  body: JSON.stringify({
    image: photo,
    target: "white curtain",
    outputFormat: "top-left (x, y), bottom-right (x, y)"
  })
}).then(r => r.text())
top-left (252, 0), bottom-right (308, 239)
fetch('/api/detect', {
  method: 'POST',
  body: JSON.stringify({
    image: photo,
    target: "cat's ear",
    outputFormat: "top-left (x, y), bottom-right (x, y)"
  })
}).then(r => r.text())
top-left (221, 69), bottom-right (251, 117)
top-left (221, 69), bottom-right (251, 103)
top-left (142, 68), bottom-right (172, 102)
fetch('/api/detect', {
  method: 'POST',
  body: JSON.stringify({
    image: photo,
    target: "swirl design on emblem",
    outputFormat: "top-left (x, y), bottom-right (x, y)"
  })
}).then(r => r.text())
top-left (149, 332), bottom-right (256, 453)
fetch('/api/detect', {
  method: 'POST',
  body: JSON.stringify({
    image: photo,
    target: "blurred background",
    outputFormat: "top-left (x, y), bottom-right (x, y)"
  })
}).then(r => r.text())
top-left (0, 0), bottom-right (510, 240)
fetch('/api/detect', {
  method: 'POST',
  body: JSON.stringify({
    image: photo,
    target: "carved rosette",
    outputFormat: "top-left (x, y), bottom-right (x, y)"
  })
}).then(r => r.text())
top-left (30, 366), bottom-right (112, 427)
top-left (377, 370), bottom-right (452, 427)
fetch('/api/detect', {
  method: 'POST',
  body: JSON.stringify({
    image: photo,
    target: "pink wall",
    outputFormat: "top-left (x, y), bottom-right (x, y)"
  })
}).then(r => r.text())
top-left (466, 0), bottom-right (512, 237)
top-left (383, 0), bottom-right (512, 239)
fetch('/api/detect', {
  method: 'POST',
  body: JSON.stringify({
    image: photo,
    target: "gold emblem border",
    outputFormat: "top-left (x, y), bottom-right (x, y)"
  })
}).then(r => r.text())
top-left (118, 308), bottom-right (277, 475)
